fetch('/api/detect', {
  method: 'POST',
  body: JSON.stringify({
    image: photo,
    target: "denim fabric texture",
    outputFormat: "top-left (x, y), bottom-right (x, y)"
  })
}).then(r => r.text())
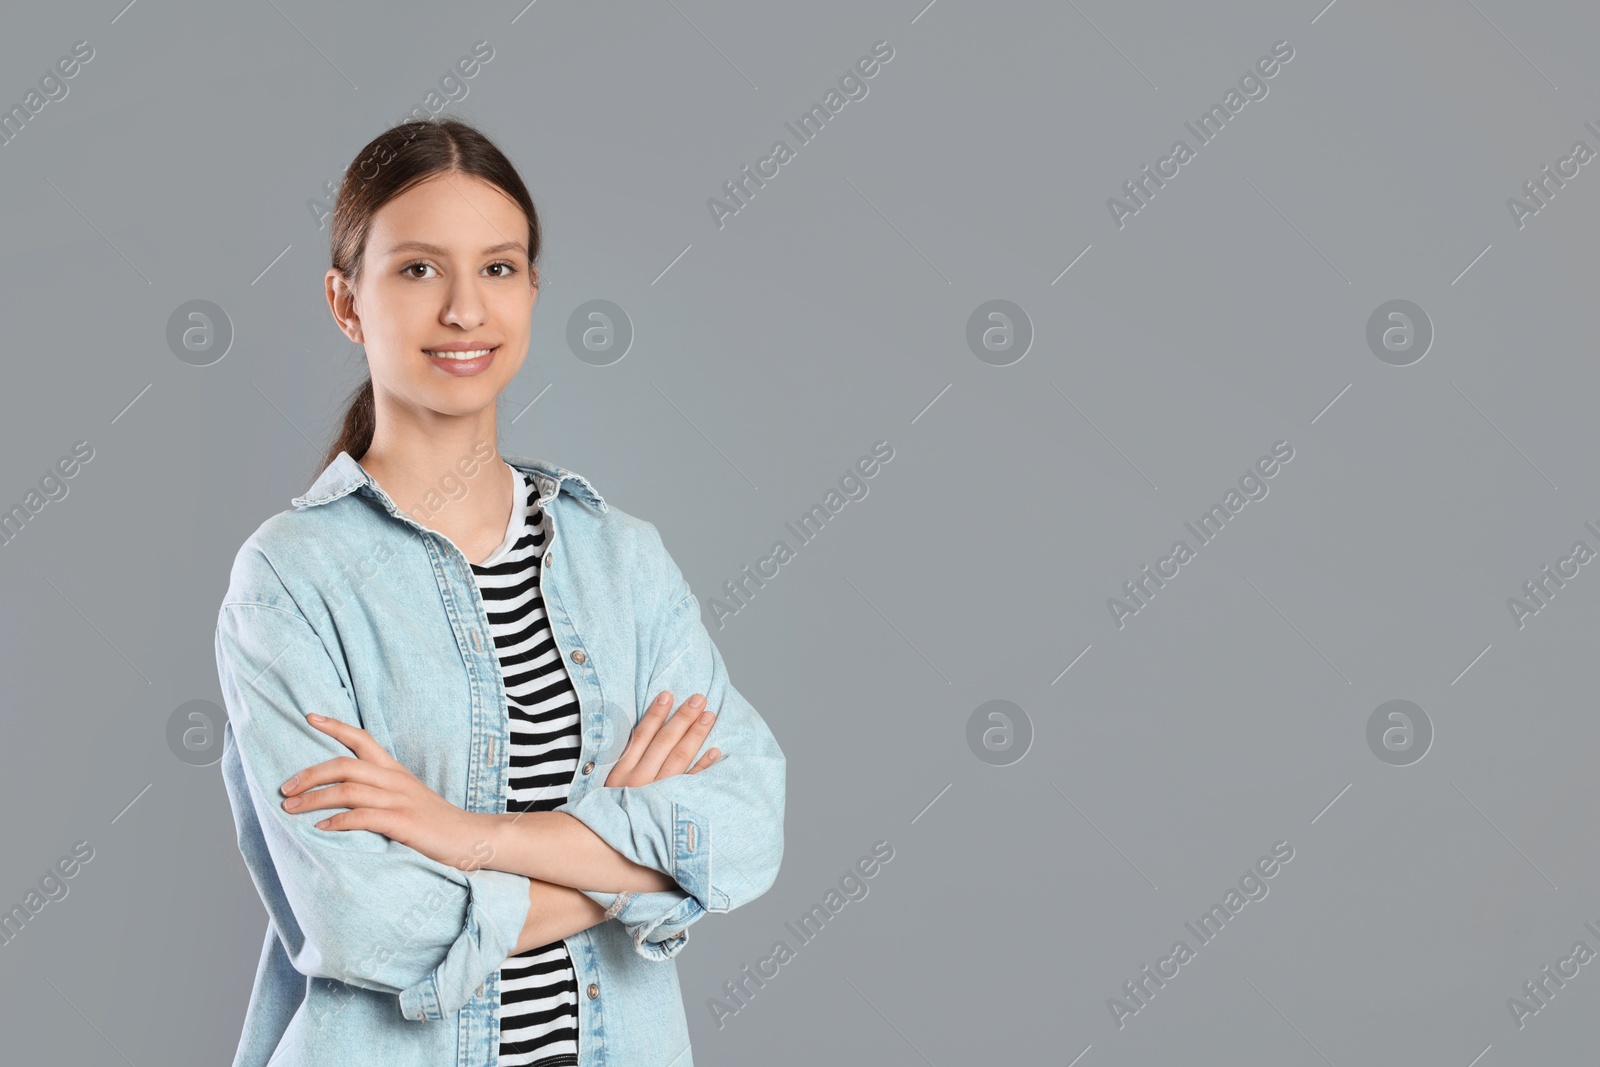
top-left (216, 450), bottom-right (786, 1066)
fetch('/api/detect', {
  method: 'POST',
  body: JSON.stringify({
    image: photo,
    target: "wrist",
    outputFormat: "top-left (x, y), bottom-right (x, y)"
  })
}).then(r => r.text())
top-left (458, 811), bottom-right (510, 873)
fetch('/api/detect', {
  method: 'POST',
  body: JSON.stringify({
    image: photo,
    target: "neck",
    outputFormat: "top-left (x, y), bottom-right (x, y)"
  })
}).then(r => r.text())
top-left (358, 406), bottom-right (506, 532)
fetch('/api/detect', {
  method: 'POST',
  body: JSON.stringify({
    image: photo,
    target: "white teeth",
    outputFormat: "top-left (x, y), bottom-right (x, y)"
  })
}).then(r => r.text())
top-left (425, 347), bottom-right (494, 359)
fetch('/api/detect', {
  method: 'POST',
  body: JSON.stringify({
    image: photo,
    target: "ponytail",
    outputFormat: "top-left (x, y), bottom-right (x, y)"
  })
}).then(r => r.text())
top-left (321, 375), bottom-right (375, 472)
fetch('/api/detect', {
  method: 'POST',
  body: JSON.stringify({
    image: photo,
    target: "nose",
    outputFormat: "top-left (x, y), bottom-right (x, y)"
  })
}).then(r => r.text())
top-left (440, 277), bottom-right (489, 328)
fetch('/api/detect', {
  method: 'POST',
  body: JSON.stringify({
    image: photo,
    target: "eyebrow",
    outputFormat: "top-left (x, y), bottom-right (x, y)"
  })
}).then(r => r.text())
top-left (384, 240), bottom-right (527, 257)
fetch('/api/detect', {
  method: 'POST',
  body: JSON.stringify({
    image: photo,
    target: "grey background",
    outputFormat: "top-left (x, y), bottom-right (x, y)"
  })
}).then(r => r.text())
top-left (0, 0), bottom-right (1595, 1064)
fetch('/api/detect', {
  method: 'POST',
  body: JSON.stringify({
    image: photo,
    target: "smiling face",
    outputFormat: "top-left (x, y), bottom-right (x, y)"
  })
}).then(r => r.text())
top-left (327, 170), bottom-right (538, 419)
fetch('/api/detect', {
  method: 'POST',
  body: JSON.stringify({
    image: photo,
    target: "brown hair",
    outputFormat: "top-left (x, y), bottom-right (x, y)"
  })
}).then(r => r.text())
top-left (317, 118), bottom-right (541, 475)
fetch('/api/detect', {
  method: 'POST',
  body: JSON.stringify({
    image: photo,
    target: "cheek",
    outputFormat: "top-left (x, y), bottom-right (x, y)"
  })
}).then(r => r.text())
top-left (494, 343), bottom-right (528, 383)
top-left (361, 291), bottom-right (430, 359)
top-left (363, 335), bottom-right (428, 395)
top-left (366, 292), bottom-right (461, 381)
top-left (489, 304), bottom-right (531, 374)
top-left (497, 290), bottom-right (536, 334)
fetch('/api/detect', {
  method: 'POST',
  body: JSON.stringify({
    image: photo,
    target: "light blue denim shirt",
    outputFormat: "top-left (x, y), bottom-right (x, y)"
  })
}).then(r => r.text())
top-left (215, 450), bottom-right (786, 1066)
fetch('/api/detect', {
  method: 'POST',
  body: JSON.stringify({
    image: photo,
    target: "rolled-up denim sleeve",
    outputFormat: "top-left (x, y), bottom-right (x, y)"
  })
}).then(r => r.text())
top-left (555, 520), bottom-right (786, 955)
top-left (578, 887), bottom-right (699, 961)
top-left (216, 594), bottom-right (531, 1023)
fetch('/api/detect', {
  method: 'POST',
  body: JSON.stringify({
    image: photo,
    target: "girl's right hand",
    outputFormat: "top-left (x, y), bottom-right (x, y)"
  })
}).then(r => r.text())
top-left (606, 691), bottom-right (722, 787)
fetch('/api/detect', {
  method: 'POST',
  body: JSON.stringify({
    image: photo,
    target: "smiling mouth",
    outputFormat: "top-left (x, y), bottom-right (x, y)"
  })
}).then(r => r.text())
top-left (423, 346), bottom-right (497, 360)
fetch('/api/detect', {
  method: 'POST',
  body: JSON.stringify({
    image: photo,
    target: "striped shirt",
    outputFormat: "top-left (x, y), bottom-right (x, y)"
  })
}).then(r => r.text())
top-left (468, 464), bottom-right (581, 1067)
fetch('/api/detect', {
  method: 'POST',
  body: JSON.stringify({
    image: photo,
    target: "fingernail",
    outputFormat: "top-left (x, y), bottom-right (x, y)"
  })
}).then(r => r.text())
top-left (307, 713), bottom-right (325, 723)
top-left (688, 694), bottom-right (705, 709)
top-left (656, 693), bottom-right (670, 706)
top-left (699, 711), bottom-right (714, 725)
top-left (281, 775), bottom-right (299, 792)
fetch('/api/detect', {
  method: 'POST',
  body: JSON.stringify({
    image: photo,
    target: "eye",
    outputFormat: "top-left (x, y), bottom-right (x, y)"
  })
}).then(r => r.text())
top-left (399, 261), bottom-right (519, 279)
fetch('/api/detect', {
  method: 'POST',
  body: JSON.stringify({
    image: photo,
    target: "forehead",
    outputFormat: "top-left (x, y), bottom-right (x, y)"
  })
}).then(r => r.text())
top-left (369, 173), bottom-right (528, 256)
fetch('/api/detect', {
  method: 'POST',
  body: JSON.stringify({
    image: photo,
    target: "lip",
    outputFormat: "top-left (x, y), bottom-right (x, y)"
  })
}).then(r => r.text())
top-left (423, 344), bottom-right (498, 376)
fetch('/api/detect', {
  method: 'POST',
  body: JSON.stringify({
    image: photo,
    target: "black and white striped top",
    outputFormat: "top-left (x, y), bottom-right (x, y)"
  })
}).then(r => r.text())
top-left (468, 464), bottom-right (581, 1067)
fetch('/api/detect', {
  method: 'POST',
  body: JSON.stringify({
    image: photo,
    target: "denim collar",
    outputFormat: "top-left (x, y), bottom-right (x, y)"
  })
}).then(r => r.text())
top-left (291, 450), bottom-right (608, 515)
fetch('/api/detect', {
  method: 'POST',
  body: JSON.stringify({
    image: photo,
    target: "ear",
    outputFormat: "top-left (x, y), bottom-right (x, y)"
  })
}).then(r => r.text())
top-left (325, 270), bottom-right (364, 343)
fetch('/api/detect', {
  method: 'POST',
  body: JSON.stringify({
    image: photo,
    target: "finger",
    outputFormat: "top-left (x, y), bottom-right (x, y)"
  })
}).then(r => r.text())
top-left (658, 709), bottom-right (718, 778)
top-left (282, 781), bottom-right (395, 814)
top-left (687, 748), bottom-right (721, 774)
top-left (305, 714), bottom-right (401, 768)
top-left (607, 692), bottom-right (671, 785)
top-left (634, 697), bottom-right (709, 781)
top-left (311, 808), bottom-right (399, 835)
top-left (606, 692), bottom-right (673, 786)
top-left (282, 755), bottom-right (391, 796)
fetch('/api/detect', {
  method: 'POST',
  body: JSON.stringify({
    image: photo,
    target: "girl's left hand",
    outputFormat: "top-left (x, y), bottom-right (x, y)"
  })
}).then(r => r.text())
top-left (280, 713), bottom-right (486, 870)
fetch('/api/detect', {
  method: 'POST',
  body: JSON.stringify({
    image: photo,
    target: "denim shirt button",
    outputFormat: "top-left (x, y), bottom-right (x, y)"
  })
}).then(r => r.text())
top-left (544, 550), bottom-right (553, 566)
top-left (587, 983), bottom-right (600, 1000)
top-left (582, 760), bottom-right (595, 775)
top-left (475, 984), bottom-right (484, 997)
top-left (570, 649), bottom-right (586, 664)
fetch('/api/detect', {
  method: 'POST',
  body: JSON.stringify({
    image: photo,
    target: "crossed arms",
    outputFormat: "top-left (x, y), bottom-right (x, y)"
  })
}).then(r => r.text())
top-left (215, 522), bottom-right (786, 1021)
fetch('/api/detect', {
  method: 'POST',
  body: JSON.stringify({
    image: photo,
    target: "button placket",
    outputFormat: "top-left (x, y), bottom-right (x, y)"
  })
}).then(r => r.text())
top-left (455, 534), bottom-right (505, 823)
top-left (536, 499), bottom-right (602, 799)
